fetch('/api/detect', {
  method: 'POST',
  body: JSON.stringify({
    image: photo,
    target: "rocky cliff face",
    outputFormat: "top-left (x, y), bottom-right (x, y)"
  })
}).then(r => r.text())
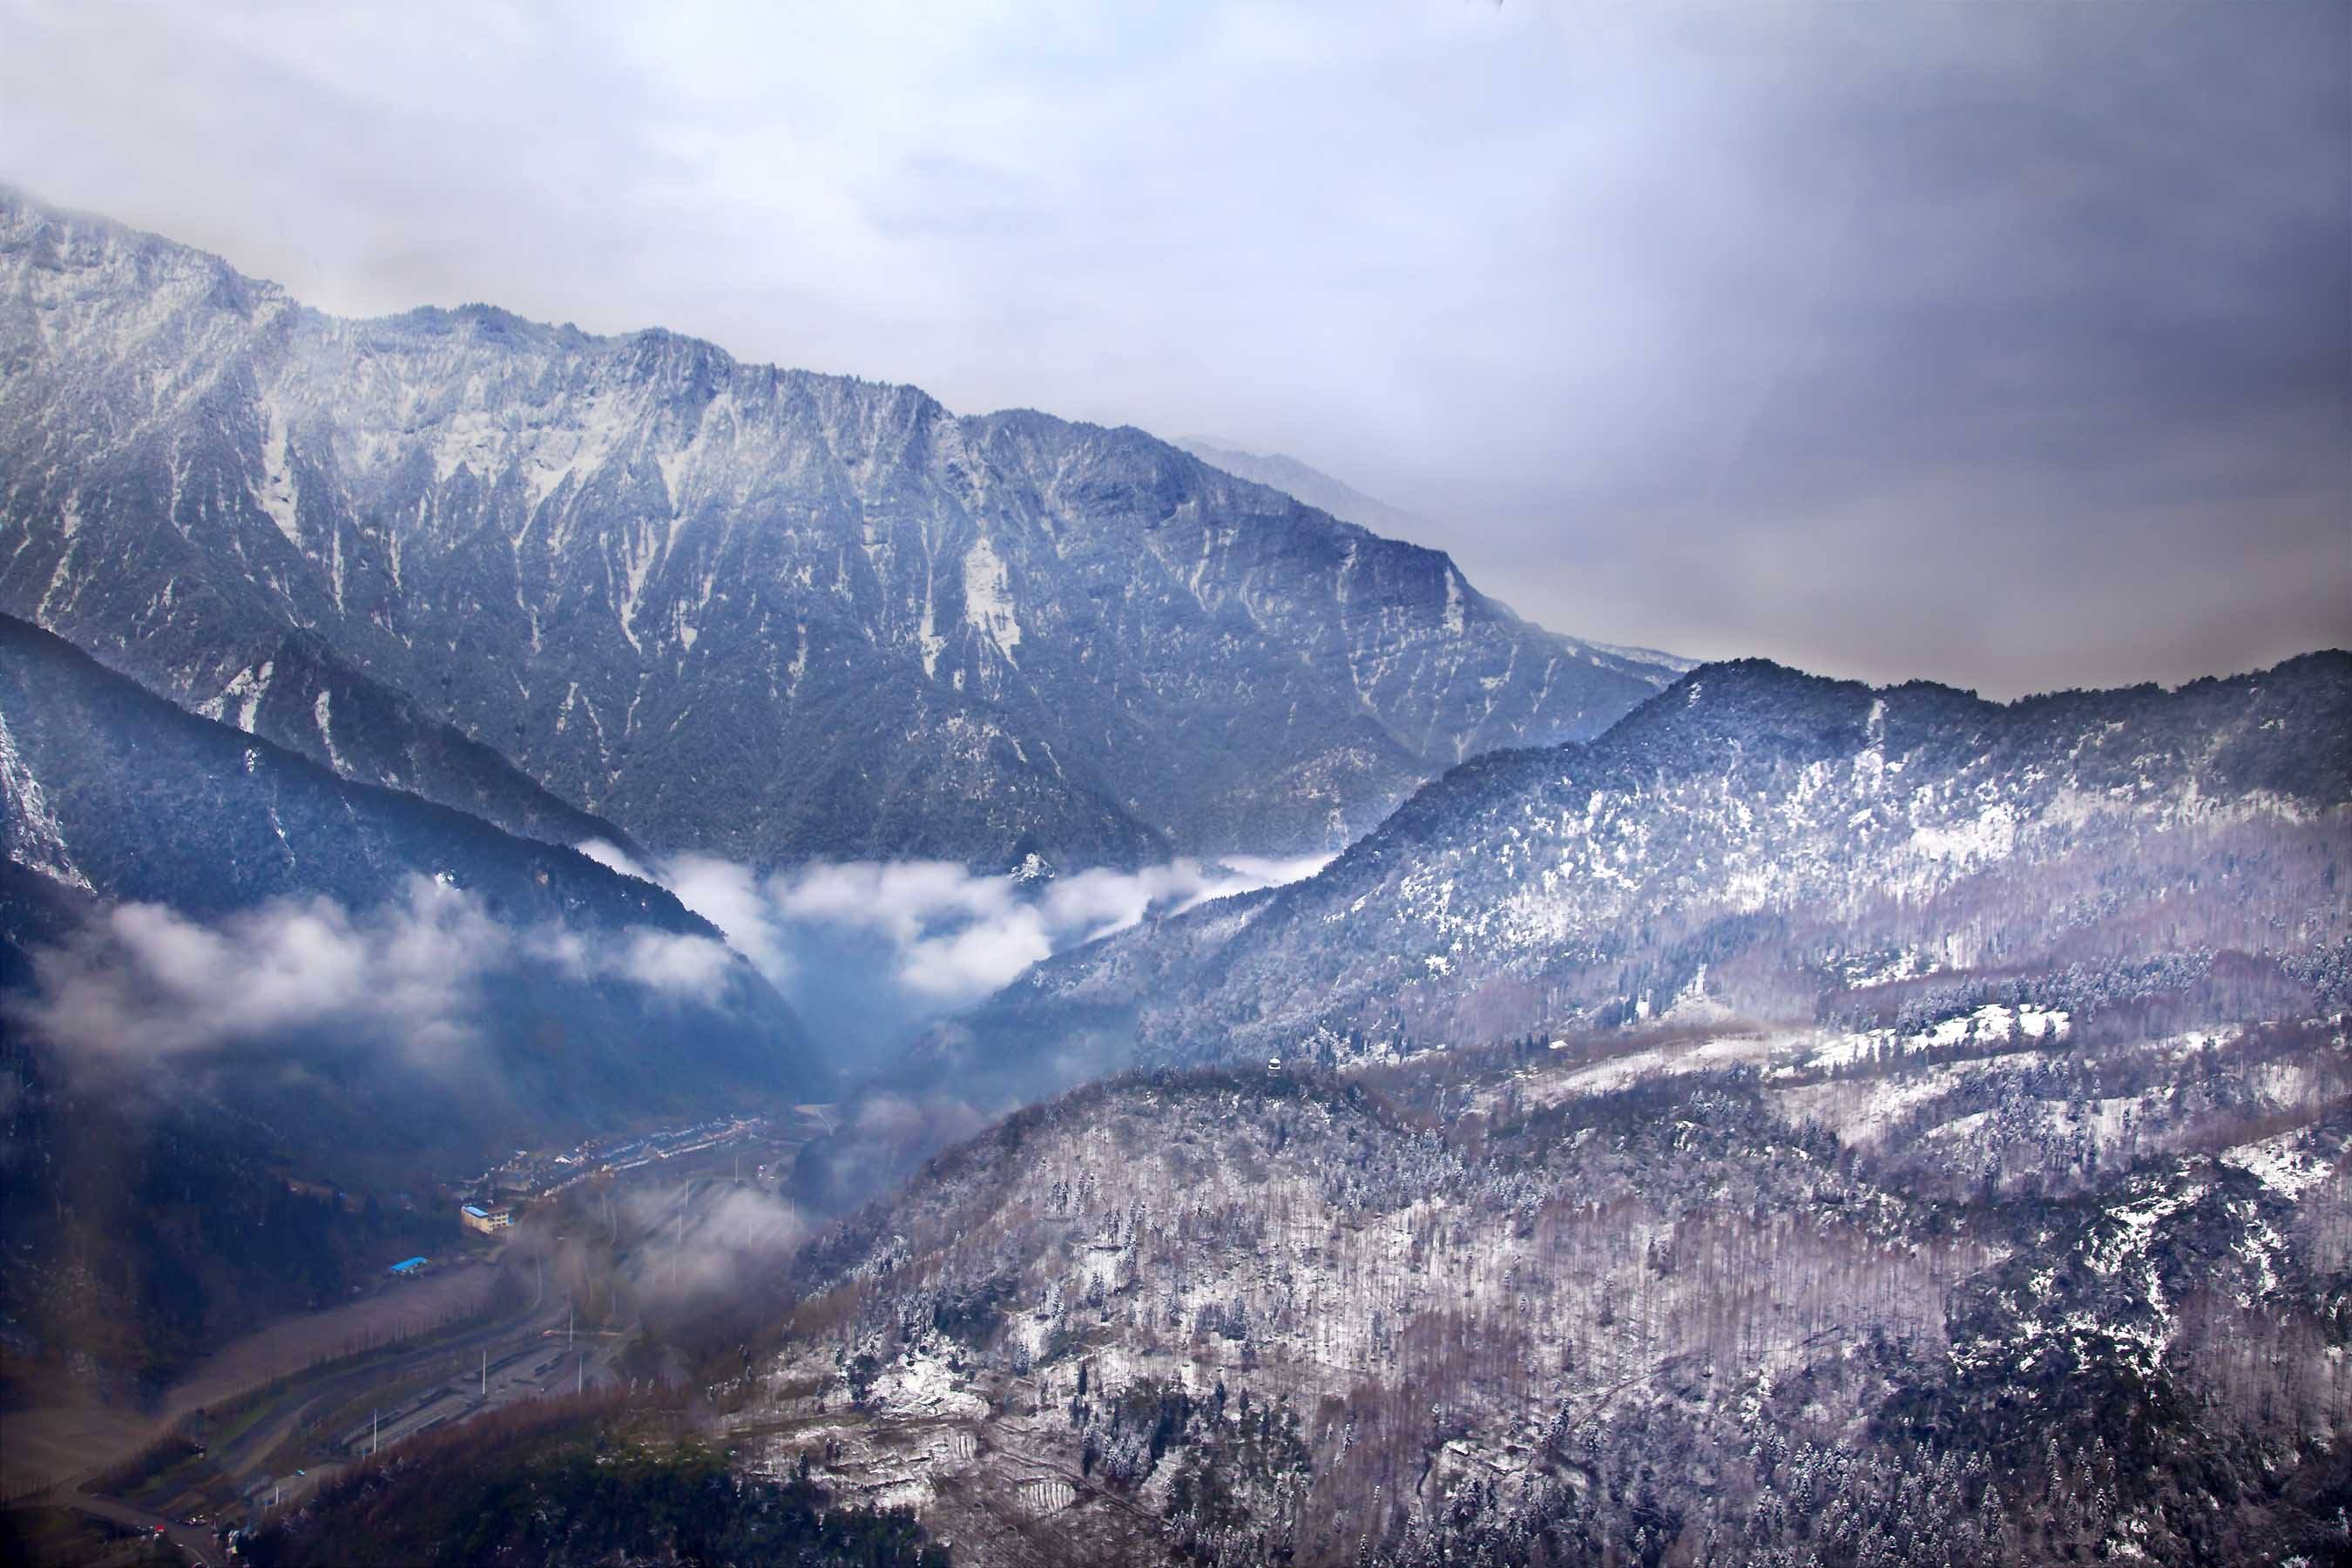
top-left (0, 191), bottom-right (1676, 868)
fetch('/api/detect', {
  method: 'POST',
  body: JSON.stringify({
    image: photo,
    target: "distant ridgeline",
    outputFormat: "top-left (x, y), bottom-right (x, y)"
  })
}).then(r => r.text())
top-left (901, 650), bottom-right (2352, 1099)
top-left (0, 188), bottom-right (1678, 871)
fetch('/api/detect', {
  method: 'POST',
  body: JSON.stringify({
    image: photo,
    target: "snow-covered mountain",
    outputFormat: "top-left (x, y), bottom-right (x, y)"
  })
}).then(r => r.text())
top-left (742, 1007), bottom-right (2351, 1565)
top-left (0, 191), bottom-right (1679, 868)
top-left (902, 652), bottom-right (2350, 1093)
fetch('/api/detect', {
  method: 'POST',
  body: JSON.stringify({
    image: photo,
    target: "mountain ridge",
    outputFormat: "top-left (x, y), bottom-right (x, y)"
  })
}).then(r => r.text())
top-left (885, 646), bottom-right (2350, 1105)
top-left (0, 188), bottom-right (1680, 870)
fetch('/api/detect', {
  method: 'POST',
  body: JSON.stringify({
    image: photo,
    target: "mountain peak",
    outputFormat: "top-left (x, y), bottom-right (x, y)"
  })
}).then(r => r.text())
top-left (0, 190), bottom-right (1687, 868)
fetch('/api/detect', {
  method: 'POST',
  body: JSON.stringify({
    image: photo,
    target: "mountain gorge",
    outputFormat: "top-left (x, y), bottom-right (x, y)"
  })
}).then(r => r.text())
top-left (0, 612), bottom-right (822, 1382)
top-left (0, 191), bottom-right (1676, 870)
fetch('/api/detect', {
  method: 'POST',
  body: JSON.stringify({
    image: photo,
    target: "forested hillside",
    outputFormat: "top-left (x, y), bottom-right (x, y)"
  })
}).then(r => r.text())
top-left (738, 992), bottom-right (2352, 1565)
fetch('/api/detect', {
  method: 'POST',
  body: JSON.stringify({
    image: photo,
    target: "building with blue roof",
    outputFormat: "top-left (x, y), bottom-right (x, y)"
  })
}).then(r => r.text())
top-left (461, 1202), bottom-right (513, 1233)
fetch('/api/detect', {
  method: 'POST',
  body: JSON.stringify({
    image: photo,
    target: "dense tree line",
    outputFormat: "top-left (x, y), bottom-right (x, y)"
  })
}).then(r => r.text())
top-left (243, 1397), bottom-right (948, 1567)
top-left (746, 1006), bottom-right (2349, 1565)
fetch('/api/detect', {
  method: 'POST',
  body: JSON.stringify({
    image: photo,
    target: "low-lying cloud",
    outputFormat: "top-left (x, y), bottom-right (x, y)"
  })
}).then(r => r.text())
top-left (619, 1178), bottom-right (812, 1307)
top-left (10, 874), bottom-right (743, 1066)
top-left (586, 846), bottom-right (1327, 997)
top-left (577, 845), bottom-right (1328, 1067)
top-left (8, 850), bottom-right (1325, 1086)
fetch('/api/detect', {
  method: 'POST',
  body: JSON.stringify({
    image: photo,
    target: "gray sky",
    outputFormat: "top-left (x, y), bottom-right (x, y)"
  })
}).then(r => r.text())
top-left (3, 0), bottom-right (2344, 695)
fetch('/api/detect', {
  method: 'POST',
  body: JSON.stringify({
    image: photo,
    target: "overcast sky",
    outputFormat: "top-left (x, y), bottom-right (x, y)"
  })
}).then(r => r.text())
top-left (3, 0), bottom-right (2343, 695)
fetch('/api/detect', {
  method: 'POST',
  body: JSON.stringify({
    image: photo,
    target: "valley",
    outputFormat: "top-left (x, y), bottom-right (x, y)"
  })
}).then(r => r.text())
top-left (0, 91), bottom-right (2343, 1568)
top-left (4, 1111), bottom-right (833, 1560)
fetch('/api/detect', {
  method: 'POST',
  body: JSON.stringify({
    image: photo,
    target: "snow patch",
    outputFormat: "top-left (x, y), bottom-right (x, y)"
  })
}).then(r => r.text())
top-left (962, 534), bottom-right (1021, 660)
top-left (2220, 1130), bottom-right (2344, 1200)
top-left (0, 710), bottom-right (93, 890)
top-left (254, 399), bottom-right (301, 545)
top-left (313, 689), bottom-right (350, 774)
top-left (199, 660), bottom-right (276, 733)
top-left (1909, 802), bottom-right (2017, 865)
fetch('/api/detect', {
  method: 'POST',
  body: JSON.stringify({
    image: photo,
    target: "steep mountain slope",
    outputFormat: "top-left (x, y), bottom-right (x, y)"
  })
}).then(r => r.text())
top-left (736, 1004), bottom-right (2352, 1566)
top-left (0, 611), bottom-right (826, 1380)
top-left (0, 611), bottom-right (817, 1159)
top-left (2, 617), bottom-right (648, 932)
top-left (907, 652), bottom-right (2351, 1087)
top-left (0, 191), bottom-right (1677, 868)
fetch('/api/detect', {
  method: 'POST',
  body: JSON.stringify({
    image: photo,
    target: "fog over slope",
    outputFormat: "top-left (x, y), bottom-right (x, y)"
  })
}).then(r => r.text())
top-left (582, 840), bottom-right (1327, 1071)
top-left (0, 612), bottom-right (820, 1173)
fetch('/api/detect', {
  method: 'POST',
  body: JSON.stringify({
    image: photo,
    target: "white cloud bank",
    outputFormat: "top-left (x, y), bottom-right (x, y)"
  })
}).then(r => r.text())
top-left (578, 846), bottom-right (1328, 1008)
top-left (10, 875), bottom-right (742, 1064)
top-left (9, 851), bottom-right (1323, 1077)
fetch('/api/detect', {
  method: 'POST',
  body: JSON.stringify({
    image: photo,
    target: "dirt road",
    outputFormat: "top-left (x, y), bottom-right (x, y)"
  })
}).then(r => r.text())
top-left (58, 1488), bottom-right (220, 1567)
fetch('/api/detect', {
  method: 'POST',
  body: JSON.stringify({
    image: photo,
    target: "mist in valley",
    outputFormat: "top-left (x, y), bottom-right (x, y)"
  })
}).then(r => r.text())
top-left (578, 842), bottom-right (1328, 1076)
top-left (2, 3), bottom-right (2345, 1564)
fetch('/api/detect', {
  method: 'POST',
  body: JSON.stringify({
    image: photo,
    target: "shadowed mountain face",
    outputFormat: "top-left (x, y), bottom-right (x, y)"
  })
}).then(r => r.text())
top-left (0, 191), bottom-right (1678, 871)
top-left (0, 610), bottom-right (828, 1382)
top-left (901, 652), bottom-right (2352, 1095)
top-left (0, 612), bottom-right (819, 1173)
